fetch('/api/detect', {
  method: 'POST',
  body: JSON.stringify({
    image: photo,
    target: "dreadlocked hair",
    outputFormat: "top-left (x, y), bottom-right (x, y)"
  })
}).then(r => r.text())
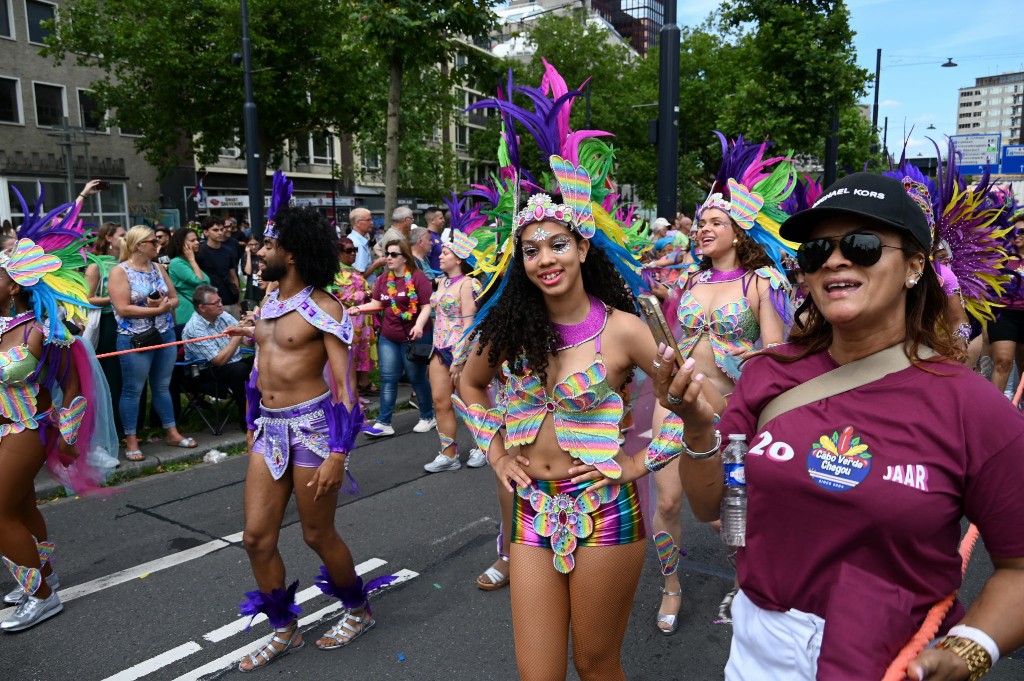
top-left (474, 233), bottom-right (637, 383)
top-left (779, 232), bottom-right (964, 367)
top-left (274, 206), bottom-right (340, 289)
top-left (697, 221), bottom-right (774, 272)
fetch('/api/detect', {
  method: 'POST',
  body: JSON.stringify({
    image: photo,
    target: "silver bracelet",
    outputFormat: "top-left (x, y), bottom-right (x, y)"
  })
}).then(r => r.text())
top-left (683, 430), bottom-right (721, 460)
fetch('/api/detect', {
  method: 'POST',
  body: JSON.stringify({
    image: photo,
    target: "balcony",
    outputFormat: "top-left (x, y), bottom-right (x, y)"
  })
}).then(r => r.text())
top-left (0, 150), bottom-right (127, 178)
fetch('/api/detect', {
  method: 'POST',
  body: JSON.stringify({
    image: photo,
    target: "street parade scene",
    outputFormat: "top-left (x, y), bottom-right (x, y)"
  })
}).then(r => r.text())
top-left (1, 0), bottom-right (1023, 680)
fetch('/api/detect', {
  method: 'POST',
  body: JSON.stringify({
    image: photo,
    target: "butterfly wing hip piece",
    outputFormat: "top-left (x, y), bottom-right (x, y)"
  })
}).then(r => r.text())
top-left (520, 483), bottom-right (620, 573)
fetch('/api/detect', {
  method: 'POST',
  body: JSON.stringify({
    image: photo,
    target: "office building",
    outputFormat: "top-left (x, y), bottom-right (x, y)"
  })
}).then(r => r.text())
top-left (956, 71), bottom-right (1024, 145)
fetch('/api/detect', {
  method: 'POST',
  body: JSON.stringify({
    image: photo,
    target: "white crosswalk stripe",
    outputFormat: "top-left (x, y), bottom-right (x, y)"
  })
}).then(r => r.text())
top-left (98, 560), bottom-right (415, 681)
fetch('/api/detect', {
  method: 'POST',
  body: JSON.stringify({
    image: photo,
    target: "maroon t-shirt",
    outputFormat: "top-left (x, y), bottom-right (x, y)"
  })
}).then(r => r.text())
top-left (372, 269), bottom-right (433, 344)
top-left (718, 345), bottom-right (1024, 630)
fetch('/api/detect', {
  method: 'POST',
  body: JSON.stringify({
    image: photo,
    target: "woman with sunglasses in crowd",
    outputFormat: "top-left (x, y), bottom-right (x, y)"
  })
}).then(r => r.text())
top-left (330, 237), bottom-right (375, 403)
top-left (348, 238), bottom-right (435, 437)
top-left (649, 134), bottom-right (794, 632)
top-left (654, 172), bottom-right (1024, 681)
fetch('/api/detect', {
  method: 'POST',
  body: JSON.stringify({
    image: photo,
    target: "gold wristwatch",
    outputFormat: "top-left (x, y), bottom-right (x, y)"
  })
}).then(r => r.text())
top-left (935, 636), bottom-right (992, 681)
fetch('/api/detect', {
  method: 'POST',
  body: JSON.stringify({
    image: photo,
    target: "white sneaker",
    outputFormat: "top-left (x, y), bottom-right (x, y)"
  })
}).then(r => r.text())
top-left (466, 448), bottom-right (488, 468)
top-left (424, 452), bottom-right (462, 473)
top-left (412, 417), bottom-right (437, 433)
top-left (364, 422), bottom-right (394, 437)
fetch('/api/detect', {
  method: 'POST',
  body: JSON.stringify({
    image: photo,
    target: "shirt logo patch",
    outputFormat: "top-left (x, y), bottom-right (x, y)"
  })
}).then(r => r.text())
top-left (806, 426), bottom-right (872, 492)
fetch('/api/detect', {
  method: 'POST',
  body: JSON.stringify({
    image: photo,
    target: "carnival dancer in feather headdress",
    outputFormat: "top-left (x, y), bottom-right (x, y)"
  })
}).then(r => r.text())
top-left (883, 152), bottom-right (978, 365)
top-left (225, 171), bottom-right (393, 671)
top-left (456, 60), bottom-right (676, 681)
top-left (414, 192), bottom-right (490, 474)
top-left (647, 132), bottom-right (797, 630)
top-left (0, 187), bottom-right (105, 632)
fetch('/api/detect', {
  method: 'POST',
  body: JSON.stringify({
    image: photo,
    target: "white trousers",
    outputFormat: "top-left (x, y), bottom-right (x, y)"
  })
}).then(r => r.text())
top-left (725, 590), bottom-right (825, 681)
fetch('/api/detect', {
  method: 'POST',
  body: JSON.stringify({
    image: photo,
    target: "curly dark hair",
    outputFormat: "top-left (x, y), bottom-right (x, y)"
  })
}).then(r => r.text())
top-left (473, 231), bottom-right (637, 382)
top-left (697, 219), bottom-right (774, 272)
top-left (274, 206), bottom-right (340, 289)
top-left (780, 231), bottom-right (963, 365)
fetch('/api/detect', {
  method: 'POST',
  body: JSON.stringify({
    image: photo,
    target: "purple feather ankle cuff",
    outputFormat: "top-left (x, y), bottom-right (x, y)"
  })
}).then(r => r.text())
top-left (239, 580), bottom-right (301, 630)
top-left (313, 566), bottom-right (398, 614)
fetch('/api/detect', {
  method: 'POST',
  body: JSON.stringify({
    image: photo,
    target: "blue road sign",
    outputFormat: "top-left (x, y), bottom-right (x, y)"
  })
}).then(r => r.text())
top-left (1002, 145), bottom-right (1024, 175)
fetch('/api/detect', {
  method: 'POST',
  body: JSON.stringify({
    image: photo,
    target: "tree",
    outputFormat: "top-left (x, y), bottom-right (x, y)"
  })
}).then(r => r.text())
top-left (45, 0), bottom-right (366, 179)
top-left (344, 0), bottom-right (495, 220)
top-left (716, 0), bottom-right (871, 166)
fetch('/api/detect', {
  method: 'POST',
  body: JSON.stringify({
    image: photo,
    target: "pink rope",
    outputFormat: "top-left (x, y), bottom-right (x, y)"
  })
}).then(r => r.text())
top-left (95, 333), bottom-right (229, 359)
top-left (881, 524), bottom-right (981, 680)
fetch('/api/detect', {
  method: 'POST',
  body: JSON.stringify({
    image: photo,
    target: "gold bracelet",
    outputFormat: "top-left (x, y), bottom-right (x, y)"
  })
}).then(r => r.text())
top-left (935, 636), bottom-right (993, 681)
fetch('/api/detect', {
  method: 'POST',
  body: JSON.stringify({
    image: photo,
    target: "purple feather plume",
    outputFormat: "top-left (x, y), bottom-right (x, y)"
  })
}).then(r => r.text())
top-left (244, 366), bottom-right (261, 431)
top-left (239, 580), bottom-right (301, 630)
top-left (266, 170), bottom-right (293, 224)
top-left (314, 566), bottom-right (398, 615)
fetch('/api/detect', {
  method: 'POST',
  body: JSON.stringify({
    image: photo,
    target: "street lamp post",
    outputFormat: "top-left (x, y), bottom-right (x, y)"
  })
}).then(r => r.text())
top-left (656, 1), bottom-right (680, 220)
top-left (240, 0), bottom-right (264, 239)
top-left (871, 48), bottom-right (881, 157)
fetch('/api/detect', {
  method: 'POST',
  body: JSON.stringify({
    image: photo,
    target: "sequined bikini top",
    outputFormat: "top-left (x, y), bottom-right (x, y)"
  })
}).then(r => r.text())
top-left (501, 322), bottom-right (625, 479)
top-left (676, 268), bottom-right (787, 380)
top-left (0, 317), bottom-right (42, 435)
top-left (0, 345), bottom-right (38, 384)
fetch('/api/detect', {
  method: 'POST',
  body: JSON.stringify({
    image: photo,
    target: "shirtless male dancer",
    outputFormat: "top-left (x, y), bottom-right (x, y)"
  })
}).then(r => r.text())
top-left (228, 201), bottom-right (385, 673)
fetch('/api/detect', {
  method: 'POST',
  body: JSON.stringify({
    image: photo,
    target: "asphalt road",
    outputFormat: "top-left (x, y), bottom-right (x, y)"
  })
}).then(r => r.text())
top-left (2, 410), bottom-right (1020, 681)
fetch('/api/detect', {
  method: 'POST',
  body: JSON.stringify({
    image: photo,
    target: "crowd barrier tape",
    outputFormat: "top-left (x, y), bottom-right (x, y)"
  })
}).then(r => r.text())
top-left (94, 333), bottom-right (229, 359)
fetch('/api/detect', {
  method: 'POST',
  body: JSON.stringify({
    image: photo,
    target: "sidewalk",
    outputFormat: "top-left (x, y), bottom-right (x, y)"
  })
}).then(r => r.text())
top-left (35, 384), bottom-right (416, 500)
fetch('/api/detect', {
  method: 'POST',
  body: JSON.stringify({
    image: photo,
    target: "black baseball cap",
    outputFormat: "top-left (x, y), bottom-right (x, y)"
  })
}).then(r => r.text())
top-left (780, 173), bottom-right (931, 250)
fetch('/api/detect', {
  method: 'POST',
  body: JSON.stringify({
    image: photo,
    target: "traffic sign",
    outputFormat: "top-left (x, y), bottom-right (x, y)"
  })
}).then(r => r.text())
top-left (1003, 145), bottom-right (1024, 175)
top-left (951, 133), bottom-right (1001, 175)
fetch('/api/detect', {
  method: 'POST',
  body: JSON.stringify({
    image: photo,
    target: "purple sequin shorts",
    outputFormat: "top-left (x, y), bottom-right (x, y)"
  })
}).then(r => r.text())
top-left (252, 392), bottom-right (331, 479)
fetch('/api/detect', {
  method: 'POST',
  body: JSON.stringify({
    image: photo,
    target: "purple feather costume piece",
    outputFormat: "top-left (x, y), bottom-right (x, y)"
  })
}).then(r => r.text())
top-left (239, 580), bottom-right (301, 630)
top-left (314, 566), bottom-right (398, 615)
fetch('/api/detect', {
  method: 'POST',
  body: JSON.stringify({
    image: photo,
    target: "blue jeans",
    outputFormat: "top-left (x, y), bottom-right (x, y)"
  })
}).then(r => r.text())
top-left (377, 335), bottom-right (434, 426)
top-left (116, 327), bottom-right (177, 435)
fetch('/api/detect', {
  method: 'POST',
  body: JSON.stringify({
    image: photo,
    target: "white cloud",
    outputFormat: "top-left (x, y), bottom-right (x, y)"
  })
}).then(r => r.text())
top-left (879, 99), bottom-right (901, 108)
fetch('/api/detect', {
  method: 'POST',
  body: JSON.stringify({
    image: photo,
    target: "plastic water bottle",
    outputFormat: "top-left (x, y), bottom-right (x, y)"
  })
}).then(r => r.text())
top-left (720, 434), bottom-right (748, 547)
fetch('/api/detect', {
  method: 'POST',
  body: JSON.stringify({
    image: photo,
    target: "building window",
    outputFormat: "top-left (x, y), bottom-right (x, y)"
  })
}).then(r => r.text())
top-left (7, 179), bottom-right (129, 228)
top-left (360, 147), bottom-right (380, 173)
top-left (77, 89), bottom-right (105, 130)
top-left (33, 82), bottom-right (65, 127)
top-left (310, 132), bottom-right (332, 165)
top-left (456, 125), bottom-right (469, 151)
top-left (25, 0), bottom-right (55, 45)
top-left (1, 0), bottom-right (13, 39)
top-left (0, 76), bottom-right (21, 124)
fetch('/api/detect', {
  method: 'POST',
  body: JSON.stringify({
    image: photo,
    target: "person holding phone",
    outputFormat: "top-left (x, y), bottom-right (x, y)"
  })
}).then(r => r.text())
top-left (109, 226), bottom-right (193, 461)
top-left (650, 133), bottom-right (794, 630)
top-left (348, 238), bottom-right (435, 437)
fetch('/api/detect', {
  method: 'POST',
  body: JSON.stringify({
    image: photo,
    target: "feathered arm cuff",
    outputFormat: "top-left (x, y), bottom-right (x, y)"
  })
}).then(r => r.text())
top-left (326, 399), bottom-right (364, 455)
top-left (244, 365), bottom-right (261, 432)
top-left (452, 394), bottom-right (503, 454)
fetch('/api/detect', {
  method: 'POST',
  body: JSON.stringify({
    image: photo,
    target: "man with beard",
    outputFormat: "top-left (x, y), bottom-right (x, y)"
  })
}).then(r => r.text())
top-left (226, 195), bottom-right (390, 672)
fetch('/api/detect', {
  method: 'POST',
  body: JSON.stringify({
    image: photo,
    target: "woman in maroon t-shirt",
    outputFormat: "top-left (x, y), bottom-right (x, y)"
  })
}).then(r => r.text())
top-left (653, 174), bottom-right (1024, 681)
top-left (348, 238), bottom-right (435, 437)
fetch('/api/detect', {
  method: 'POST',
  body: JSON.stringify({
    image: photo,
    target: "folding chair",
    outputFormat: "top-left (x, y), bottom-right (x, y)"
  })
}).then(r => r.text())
top-left (175, 358), bottom-right (235, 435)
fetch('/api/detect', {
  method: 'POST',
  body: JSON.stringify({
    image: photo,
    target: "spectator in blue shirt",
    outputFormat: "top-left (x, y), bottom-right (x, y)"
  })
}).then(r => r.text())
top-left (182, 284), bottom-right (253, 428)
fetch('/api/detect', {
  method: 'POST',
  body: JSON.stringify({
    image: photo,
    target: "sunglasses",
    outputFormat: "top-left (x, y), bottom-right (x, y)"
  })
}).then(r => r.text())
top-left (796, 233), bottom-right (905, 274)
top-left (385, 251), bottom-right (403, 258)
top-left (341, 248), bottom-right (358, 255)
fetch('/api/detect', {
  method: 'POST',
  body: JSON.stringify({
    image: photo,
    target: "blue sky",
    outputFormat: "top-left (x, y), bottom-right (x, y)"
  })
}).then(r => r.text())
top-left (677, 0), bottom-right (1024, 158)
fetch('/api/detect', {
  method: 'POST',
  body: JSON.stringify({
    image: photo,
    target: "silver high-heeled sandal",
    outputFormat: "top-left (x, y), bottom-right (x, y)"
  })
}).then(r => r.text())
top-left (656, 586), bottom-right (683, 636)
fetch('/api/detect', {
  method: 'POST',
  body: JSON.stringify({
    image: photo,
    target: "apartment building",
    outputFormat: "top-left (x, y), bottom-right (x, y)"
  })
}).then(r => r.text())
top-left (0, 0), bottom-right (163, 227)
top-left (956, 71), bottom-right (1024, 145)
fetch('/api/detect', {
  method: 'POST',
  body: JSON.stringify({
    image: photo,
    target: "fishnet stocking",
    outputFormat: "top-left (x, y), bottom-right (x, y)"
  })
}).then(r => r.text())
top-left (510, 540), bottom-right (646, 681)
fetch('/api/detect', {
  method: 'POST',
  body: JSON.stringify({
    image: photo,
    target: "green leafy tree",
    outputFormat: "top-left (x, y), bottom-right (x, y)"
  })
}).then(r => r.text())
top-left (45, 0), bottom-right (365, 178)
top-left (345, 0), bottom-right (496, 219)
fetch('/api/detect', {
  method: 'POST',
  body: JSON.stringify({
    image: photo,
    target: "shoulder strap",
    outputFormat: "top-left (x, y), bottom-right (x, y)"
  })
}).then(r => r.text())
top-left (755, 345), bottom-right (937, 431)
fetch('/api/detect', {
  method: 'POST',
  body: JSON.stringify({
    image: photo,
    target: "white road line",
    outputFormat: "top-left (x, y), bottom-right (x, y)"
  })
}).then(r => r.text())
top-left (430, 516), bottom-right (493, 545)
top-left (102, 642), bottom-right (204, 681)
top-left (202, 558), bottom-right (388, 643)
top-left (0, 532), bottom-right (239, 619)
top-left (173, 568), bottom-right (419, 681)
